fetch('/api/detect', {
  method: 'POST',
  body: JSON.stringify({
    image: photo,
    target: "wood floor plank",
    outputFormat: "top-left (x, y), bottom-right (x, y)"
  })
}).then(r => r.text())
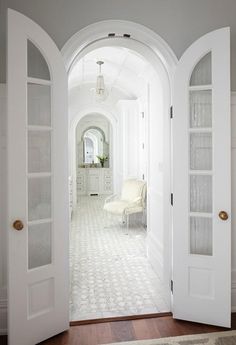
top-left (95, 322), bottom-right (113, 345)
top-left (110, 320), bottom-right (135, 343)
top-left (132, 319), bottom-right (154, 340)
top-left (2, 314), bottom-right (236, 345)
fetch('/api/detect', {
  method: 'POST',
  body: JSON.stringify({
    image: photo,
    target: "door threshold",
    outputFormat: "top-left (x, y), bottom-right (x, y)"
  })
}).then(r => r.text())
top-left (70, 311), bottom-right (172, 326)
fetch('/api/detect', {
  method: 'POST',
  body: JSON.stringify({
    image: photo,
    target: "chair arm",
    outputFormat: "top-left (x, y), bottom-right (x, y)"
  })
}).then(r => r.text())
top-left (105, 194), bottom-right (118, 204)
top-left (132, 196), bottom-right (142, 204)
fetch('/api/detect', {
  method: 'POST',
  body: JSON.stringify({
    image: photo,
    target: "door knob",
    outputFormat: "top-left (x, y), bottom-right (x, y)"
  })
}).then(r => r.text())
top-left (218, 211), bottom-right (229, 221)
top-left (13, 220), bottom-right (24, 231)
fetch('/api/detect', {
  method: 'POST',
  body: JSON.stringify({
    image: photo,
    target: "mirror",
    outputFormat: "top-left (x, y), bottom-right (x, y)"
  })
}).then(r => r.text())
top-left (76, 114), bottom-right (110, 168)
top-left (83, 127), bottom-right (106, 164)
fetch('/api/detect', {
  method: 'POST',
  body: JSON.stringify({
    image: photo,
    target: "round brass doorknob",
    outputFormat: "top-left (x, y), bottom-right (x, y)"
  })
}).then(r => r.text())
top-left (13, 220), bottom-right (24, 231)
top-left (218, 211), bottom-right (229, 221)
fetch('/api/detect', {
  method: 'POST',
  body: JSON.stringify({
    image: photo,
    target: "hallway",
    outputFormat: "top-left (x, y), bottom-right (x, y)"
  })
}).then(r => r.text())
top-left (70, 196), bottom-right (169, 321)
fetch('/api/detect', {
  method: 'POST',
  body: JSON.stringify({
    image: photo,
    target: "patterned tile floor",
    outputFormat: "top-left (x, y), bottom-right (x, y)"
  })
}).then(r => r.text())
top-left (70, 195), bottom-right (169, 321)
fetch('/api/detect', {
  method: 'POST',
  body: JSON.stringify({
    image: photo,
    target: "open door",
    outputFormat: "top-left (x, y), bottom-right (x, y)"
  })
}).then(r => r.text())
top-left (7, 9), bottom-right (69, 345)
top-left (173, 28), bottom-right (231, 327)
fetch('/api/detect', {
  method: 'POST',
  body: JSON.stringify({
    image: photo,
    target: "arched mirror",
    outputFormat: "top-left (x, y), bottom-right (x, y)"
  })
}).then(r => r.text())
top-left (83, 127), bottom-right (106, 165)
top-left (76, 114), bottom-right (111, 168)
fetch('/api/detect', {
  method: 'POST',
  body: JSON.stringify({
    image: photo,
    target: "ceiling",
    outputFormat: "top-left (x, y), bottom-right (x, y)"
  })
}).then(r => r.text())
top-left (68, 46), bottom-right (151, 99)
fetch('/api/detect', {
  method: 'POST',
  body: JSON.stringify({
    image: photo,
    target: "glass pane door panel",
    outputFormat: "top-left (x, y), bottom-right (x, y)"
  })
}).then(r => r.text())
top-left (190, 175), bottom-right (212, 213)
top-left (190, 217), bottom-right (212, 255)
top-left (28, 177), bottom-right (51, 221)
top-left (28, 223), bottom-right (51, 269)
top-left (28, 131), bottom-right (51, 173)
top-left (190, 133), bottom-right (212, 170)
top-left (190, 91), bottom-right (212, 128)
top-left (28, 83), bottom-right (51, 126)
top-left (27, 40), bottom-right (50, 80)
top-left (190, 52), bottom-right (211, 86)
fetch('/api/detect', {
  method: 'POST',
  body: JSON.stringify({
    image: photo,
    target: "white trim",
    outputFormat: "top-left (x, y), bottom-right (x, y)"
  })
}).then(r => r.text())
top-left (61, 20), bottom-right (178, 82)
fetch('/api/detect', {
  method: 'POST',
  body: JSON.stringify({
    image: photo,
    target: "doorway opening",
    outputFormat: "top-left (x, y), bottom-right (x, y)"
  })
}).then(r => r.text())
top-left (67, 36), bottom-right (172, 322)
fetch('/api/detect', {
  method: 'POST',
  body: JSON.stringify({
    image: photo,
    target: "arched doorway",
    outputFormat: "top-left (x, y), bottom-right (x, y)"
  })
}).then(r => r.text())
top-left (63, 20), bottom-right (177, 321)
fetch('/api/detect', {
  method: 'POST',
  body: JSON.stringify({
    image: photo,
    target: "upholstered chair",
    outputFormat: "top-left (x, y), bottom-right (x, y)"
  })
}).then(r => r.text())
top-left (103, 178), bottom-right (147, 230)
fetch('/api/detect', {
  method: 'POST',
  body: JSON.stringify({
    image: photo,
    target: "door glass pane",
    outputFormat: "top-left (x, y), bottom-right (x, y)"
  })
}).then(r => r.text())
top-left (190, 91), bottom-right (212, 128)
top-left (190, 133), bottom-right (212, 170)
top-left (28, 83), bottom-right (51, 126)
top-left (190, 175), bottom-right (212, 213)
top-left (190, 217), bottom-right (212, 255)
top-left (28, 177), bottom-right (51, 221)
top-left (27, 40), bottom-right (50, 80)
top-left (28, 223), bottom-right (52, 269)
top-left (28, 131), bottom-right (51, 173)
top-left (190, 52), bottom-right (211, 86)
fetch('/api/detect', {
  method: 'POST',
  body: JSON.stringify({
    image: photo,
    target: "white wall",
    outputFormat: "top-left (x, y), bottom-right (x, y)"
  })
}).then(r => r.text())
top-left (116, 100), bottom-right (140, 193)
top-left (146, 71), bottom-right (165, 276)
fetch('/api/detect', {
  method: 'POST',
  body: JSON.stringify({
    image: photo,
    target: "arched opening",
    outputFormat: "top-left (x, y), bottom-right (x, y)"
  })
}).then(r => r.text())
top-left (63, 20), bottom-right (177, 322)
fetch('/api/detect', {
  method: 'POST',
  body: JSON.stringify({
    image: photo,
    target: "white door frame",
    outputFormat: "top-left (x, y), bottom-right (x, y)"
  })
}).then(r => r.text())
top-left (62, 20), bottom-right (177, 309)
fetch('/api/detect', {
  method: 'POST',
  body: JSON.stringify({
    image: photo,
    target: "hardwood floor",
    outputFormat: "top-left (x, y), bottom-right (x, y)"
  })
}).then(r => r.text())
top-left (1, 314), bottom-right (236, 345)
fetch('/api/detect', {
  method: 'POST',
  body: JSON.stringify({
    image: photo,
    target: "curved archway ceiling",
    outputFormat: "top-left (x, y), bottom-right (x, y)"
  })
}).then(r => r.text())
top-left (68, 46), bottom-right (151, 99)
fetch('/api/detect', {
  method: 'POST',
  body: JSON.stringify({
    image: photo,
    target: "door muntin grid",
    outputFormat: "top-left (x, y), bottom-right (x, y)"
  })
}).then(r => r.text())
top-left (27, 40), bottom-right (53, 269)
top-left (189, 53), bottom-right (213, 256)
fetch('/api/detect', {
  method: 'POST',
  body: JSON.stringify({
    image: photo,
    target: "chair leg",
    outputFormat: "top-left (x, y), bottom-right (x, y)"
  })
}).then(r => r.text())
top-left (122, 213), bottom-right (126, 225)
top-left (126, 214), bottom-right (129, 234)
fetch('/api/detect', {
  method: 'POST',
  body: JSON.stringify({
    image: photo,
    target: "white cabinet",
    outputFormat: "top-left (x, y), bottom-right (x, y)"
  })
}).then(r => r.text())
top-left (103, 169), bottom-right (113, 193)
top-left (77, 168), bottom-right (113, 196)
top-left (77, 169), bottom-right (86, 194)
top-left (87, 169), bottom-right (100, 194)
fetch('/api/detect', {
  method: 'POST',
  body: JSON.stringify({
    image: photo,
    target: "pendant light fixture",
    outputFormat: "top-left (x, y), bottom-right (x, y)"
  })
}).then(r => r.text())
top-left (95, 60), bottom-right (107, 101)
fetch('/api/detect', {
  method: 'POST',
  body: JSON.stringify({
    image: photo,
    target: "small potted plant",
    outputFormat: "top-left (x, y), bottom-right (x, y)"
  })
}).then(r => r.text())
top-left (97, 154), bottom-right (108, 167)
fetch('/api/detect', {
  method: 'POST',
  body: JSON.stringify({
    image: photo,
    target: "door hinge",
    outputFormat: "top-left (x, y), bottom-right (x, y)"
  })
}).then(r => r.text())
top-left (171, 280), bottom-right (174, 293)
top-left (171, 193), bottom-right (173, 206)
top-left (142, 143), bottom-right (145, 149)
top-left (170, 106), bottom-right (173, 119)
top-left (142, 112), bottom-right (145, 118)
top-left (142, 174), bottom-right (145, 180)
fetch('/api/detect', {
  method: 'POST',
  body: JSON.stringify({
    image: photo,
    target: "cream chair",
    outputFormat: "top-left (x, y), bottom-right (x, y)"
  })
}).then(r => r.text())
top-left (104, 178), bottom-right (147, 230)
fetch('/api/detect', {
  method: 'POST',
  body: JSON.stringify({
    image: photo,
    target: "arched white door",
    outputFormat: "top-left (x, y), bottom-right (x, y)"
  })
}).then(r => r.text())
top-left (173, 28), bottom-right (231, 327)
top-left (7, 8), bottom-right (231, 344)
top-left (7, 9), bottom-right (69, 345)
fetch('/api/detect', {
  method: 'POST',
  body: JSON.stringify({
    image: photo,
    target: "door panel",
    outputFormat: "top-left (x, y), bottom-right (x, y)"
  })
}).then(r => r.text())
top-left (173, 28), bottom-right (231, 327)
top-left (8, 9), bottom-right (69, 345)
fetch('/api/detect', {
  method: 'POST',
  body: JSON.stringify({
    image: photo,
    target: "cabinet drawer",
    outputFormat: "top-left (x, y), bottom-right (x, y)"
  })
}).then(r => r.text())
top-left (104, 185), bottom-right (112, 191)
top-left (104, 175), bottom-right (112, 181)
top-left (77, 170), bottom-right (86, 176)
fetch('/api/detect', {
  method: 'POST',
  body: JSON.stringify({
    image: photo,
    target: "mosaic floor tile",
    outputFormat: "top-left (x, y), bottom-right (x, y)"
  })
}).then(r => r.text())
top-left (70, 195), bottom-right (169, 321)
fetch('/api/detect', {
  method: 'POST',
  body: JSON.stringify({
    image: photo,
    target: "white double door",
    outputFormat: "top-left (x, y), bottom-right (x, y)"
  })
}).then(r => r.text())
top-left (8, 9), bottom-right (231, 345)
